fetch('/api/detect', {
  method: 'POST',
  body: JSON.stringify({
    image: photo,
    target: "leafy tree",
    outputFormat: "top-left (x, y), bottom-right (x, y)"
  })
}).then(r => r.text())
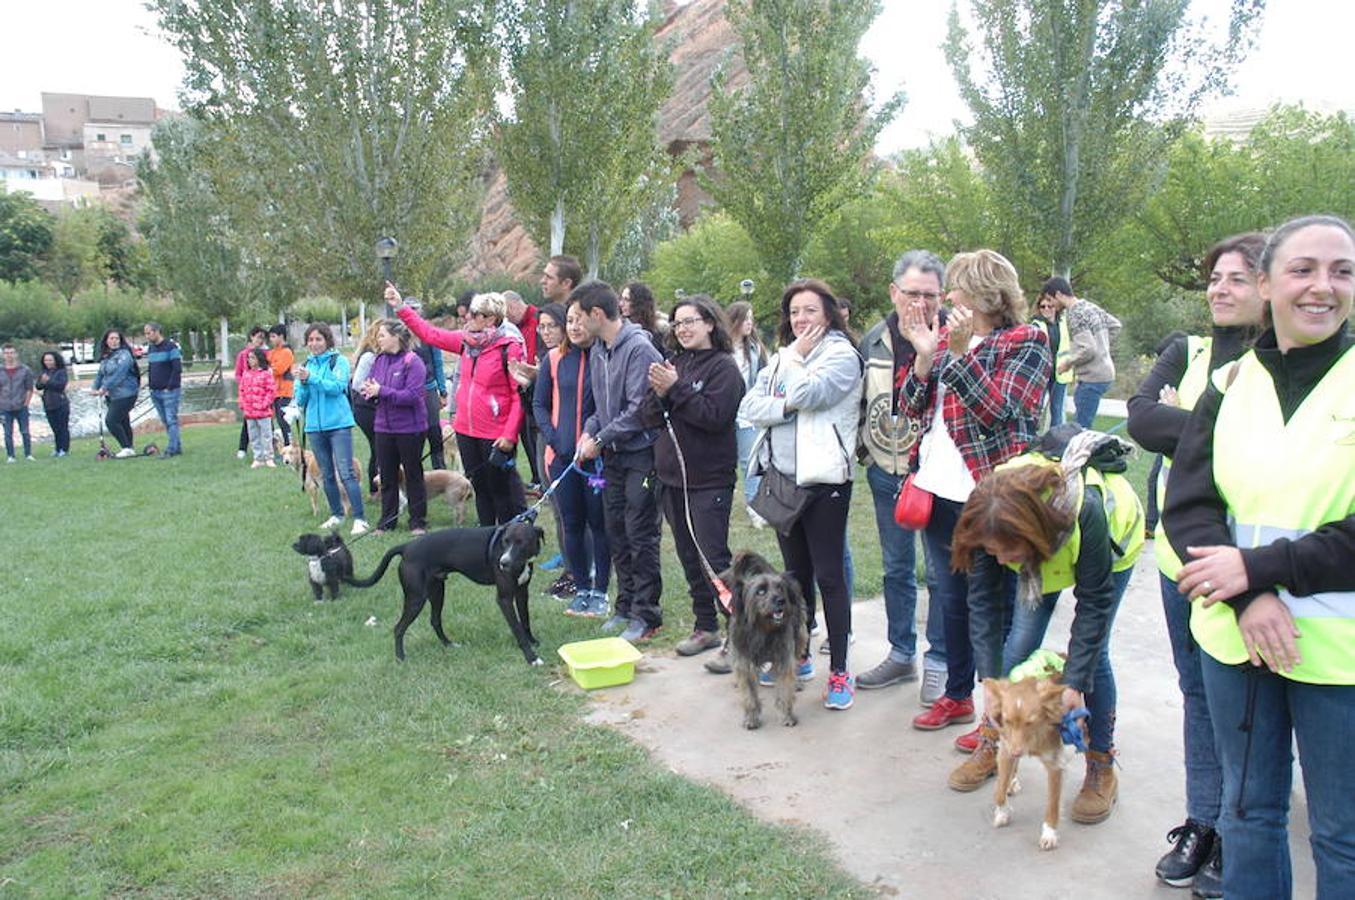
top-left (705, 0), bottom-right (903, 285)
top-left (151, 0), bottom-right (498, 301)
top-left (93, 208), bottom-right (152, 291)
top-left (44, 207), bottom-right (104, 304)
top-left (0, 192), bottom-right (54, 285)
top-left (643, 212), bottom-right (770, 316)
top-left (800, 185), bottom-right (898, 321)
top-left (496, 0), bottom-right (673, 277)
top-left (945, 0), bottom-right (1265, 279)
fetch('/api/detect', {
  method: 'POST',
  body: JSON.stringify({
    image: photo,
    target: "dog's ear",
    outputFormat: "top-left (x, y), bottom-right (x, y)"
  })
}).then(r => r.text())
top-left (1037, 679), bottom-right (1067, 718)
top-left (982, 677), bottom-right (1006, 725)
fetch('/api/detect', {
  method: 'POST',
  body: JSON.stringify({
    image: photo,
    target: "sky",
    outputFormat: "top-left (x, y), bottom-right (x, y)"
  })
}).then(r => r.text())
top-left (2, 0), bottom-right (1352, 155)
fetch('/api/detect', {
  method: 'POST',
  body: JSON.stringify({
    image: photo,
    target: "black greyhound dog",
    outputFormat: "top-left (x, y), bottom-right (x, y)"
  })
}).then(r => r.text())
top-left (344, 521), bottom-right (546, 663)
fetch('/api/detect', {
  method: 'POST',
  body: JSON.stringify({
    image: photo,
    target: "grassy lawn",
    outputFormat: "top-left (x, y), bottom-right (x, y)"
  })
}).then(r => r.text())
top-left (0, 413), bottom-right (1147, 896)
top-left (0, 423), bottom-right (866, 898)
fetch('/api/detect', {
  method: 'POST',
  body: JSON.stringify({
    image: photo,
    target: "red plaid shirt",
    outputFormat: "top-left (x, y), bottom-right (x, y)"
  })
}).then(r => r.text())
top-left (901, 323), bottom-right (1051, 481)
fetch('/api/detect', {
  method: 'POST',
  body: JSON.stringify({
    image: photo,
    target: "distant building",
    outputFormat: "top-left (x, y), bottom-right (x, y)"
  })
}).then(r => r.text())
top-left (0, 151), bottom-right (99, 209)
top-left (0, 111), bottom-right (45, 155)
top-left (41, 92), bottom-right (161, 177)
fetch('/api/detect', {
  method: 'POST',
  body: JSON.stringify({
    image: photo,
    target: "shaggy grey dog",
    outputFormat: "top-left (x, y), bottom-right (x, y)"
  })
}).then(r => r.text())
top-left (722, 551), bottom-right (809, 730)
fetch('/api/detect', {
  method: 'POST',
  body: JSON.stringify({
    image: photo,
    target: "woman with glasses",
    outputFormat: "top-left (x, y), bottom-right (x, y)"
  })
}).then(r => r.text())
top-left (640, 295), bottom-right (745, 659)
top-left (1032, 295), bottom-right (1071, 427)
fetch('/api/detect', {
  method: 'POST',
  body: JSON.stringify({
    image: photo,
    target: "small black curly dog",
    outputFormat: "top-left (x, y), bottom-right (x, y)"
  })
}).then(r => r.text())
top-left (722, 551), bottom-right (808, 730)
top-left (292, 531), bottom-right (354, 602)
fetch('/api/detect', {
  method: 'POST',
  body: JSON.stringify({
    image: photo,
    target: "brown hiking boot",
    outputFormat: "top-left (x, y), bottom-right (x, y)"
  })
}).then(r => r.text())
top-left (1071, 750), bottom-right (1118, 824)
top-left (948, 725), bottom-right (999, 792)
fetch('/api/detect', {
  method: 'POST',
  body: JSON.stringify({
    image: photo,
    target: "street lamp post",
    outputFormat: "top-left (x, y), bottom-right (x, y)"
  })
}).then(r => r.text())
top-left (372, 236), bottom-right (399, 336)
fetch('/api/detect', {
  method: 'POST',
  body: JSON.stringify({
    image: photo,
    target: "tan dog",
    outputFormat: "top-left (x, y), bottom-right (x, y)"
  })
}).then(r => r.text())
top-left (281, 444), bottom-right (365, 516)
top-left (440, 423), bottom-right (461, 471)
top-left (985, 676), bottom-right (1077, 851)
top-left (373, 468), bottom-right (474, 525)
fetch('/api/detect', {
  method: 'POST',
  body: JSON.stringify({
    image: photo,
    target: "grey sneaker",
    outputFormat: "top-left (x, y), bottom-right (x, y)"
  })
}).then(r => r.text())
top-left (857, 657), bottom-right (918, 689)
top-left (675, 629), bottom-right (722, 657)
top-left (578, 591), bottom-right (609, 619)
top-left (920, 665), bottom-right (946, 707)
top-left (704, 646), bottom-right (732, 675)
top-left (601, 614), bottom-right (629, 633)
top-left (563, 592), bottom-right (591, 616)
top-left (619, 618), bottom-right (659, 643)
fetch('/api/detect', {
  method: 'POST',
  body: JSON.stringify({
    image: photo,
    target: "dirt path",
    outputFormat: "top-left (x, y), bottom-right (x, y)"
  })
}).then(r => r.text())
top-left (584, 553), bottom-right (1315, 898)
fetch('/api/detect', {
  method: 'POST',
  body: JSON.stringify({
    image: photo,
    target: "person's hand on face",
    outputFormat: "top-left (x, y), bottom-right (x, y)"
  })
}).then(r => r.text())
top-left (946, 304), bottom-right (975, 352)
top-left (902, 301), bottom-right (939, 371)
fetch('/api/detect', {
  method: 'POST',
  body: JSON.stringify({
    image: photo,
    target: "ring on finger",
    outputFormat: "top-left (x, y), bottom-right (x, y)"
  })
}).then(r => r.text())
top-left (1202, 580), bottom-right (1214, 593)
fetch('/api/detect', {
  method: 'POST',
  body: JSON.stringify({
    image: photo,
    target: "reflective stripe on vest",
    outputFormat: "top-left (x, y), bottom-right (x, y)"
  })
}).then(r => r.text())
top-left (1189, 347), bottom-right (1355, 684)
top-left (1155, 335), bottom-right (1212, 577)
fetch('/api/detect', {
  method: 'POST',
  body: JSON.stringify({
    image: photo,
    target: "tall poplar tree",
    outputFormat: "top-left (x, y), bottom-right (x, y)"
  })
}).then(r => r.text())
top-left (705, 0), bottom-right (903, 285)
top-left (945, 0), bottom-right (1265, 279)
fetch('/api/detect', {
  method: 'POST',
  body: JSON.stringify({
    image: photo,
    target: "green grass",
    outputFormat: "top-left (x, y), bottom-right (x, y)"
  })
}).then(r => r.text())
top-left (0, 423), bottom-right (866, 898)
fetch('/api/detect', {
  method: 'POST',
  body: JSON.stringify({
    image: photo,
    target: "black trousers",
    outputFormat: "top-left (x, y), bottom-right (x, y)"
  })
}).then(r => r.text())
top-left (46, 403), bottom-right (70, 453)
top-left (423, 389), bottom-right (445, 469)
top-left (776, 480), bottom-right (852, 672)
top-left (351, 401), bottom-right (379, 494)
top-left (376, 431), bottom-right (427, 530)
top-left (519, 385), bottom-right (542, 485)
top-left (602, 447), bottom-right (663, 627)
top-left (661, 483), bottom-right (734, 634)
top-left (272, 396), bottom-right (293, 446)
top-left (457, 432), bottom-right (526, 525)
top-left (106, 395), bottom-right (135, 449)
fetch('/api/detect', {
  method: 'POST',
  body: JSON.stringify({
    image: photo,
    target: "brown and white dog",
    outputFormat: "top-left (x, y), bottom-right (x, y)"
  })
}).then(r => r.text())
top-left (280, 444), bottom-right (365, 517)
top-left (985, 676), bottom-right (1078, 850)
top-left (373, 468), bottom-right (474, 524)
top-left (721, 551), bottom-right (809, 730)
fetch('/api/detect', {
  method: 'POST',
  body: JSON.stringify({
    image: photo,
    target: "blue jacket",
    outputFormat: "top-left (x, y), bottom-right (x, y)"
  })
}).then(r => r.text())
top-left (93, 347), bottom-right (139, 400)
top-left (146, 338), bottom-right (182, 391)
top-left (413, 342), bottom-right (446, 395)
top-left (294, 350), bottom-right (356, 432)
top-left (534, 346), bottom-right (595, 464)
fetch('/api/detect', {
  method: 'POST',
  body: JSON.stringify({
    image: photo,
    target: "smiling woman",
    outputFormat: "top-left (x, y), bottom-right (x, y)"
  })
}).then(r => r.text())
top-left (1162, 214), bottom-right (1355, 899)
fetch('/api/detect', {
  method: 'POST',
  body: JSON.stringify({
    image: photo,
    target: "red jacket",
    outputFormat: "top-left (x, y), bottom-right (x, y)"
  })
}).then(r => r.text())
top-left (397, 307), bottom-right (525, 442)
top-left (238, 366), bottom-right (277, 419)
top-left (516, 304), bottom-right (540, 364)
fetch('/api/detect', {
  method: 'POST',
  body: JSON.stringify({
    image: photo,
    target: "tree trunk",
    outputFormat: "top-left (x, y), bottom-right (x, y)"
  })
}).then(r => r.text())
top-left (550, 198), bottom-right (565, 256)
top-left (586, 221), bottom-right (600, 280)
top-left (219, 316), bottom-right (230, 372)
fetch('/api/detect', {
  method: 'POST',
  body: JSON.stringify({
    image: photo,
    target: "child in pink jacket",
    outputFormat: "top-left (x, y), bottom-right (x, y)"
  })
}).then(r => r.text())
top-left (239, 348), bottom-right (278, 467)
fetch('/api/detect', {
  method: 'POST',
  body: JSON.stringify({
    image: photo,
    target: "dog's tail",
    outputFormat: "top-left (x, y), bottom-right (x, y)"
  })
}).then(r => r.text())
top-left (343, 544), bottom-right (408, 588)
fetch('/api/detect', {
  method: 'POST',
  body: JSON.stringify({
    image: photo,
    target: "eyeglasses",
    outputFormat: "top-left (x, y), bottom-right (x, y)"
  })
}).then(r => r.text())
top-left (672, 316), bottom-right (706, 329)
top-left (897, 289), bottom-right (942, 302)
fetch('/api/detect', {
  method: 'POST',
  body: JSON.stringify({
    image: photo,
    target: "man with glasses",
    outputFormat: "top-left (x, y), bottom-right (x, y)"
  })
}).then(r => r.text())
top-left (855, 251), bottom-right (948, 705)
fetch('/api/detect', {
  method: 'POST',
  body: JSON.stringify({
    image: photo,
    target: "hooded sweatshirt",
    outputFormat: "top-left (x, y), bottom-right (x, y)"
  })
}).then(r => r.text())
top-left (582, 321), bottom-right (663, 453)
top-left (640, 347), bottom-right (745, 489)
top-left (368, 350), bottom-right (428, 435)
top-left (294, 349), bottom-right (356, 432)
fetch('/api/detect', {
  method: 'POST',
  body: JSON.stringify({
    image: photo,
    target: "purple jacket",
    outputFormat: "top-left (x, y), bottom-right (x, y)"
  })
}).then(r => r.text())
top-left (369, 351), bottom-right (428, 434)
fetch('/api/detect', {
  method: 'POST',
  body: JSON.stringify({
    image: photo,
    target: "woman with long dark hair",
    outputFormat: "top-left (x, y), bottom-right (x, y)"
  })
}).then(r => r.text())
top-left (293, 323), bottom-right (369, 536)
top-left (641, 295), bottom-right (744, 658)
top-left (91, 328), bottom-right (139, 458)
top-left (621, 282), bottom-right (666, 352)
top-left (36, 350), bottom-right (70, 457)
top-left (738, 278), bottom-right (864, 710)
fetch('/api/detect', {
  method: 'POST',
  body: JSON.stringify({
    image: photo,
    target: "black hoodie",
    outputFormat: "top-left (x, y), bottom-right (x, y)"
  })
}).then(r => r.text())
top-left (639, 348), bottom-right (745, 490)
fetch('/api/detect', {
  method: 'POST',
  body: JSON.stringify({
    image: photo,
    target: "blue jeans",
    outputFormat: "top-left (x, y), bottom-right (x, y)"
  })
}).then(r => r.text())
top-left (150, 388), bottom-right (182, 454)
top-left (2, 407), bottom-right (31, 458)
top-left (1073, 380), bottom-right (1111, 429)
top-left (1161, 571), bottom-right (1221, 826)
top-left (866, 464), bottom-right (944, 667)
top-left (1001, 567), bottom-right (1132, 753)
top-left (736, 425), bottom-right (760, 504)
top-left (308, 428), bottom-right (365, 520)
top-left (1201, 655), bottom-right (1355, 900)
top-left (550, 458), bottom-right (610, 595)
top-left (924, 497), bottom-right (986, 700)
top-left (1048, 380), bottom-right (1067, 427)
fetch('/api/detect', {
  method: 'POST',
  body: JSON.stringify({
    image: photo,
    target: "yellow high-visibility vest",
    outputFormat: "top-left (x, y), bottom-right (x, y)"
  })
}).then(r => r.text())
top-left (1156, 335), bottom-right (1211, 577)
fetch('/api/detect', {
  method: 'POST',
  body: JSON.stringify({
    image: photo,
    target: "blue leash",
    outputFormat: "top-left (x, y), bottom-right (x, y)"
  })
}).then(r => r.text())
top-left (1060, 707), bottom-right (1091, 752)
top-left (511, 458), bottom-right (604, 525)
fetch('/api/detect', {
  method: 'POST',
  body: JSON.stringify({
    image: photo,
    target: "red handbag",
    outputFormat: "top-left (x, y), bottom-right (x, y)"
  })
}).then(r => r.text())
top-left (894, 473), bottom-right (933, 530)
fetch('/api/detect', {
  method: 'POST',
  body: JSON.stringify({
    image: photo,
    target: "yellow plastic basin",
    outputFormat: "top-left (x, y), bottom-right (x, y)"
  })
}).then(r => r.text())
top-left (557, 637), bottom-right (643, 690)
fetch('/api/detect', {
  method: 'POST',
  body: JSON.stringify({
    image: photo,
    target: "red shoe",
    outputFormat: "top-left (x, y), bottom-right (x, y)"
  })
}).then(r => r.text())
top-left (912, 695), bottom-right (975, 731)
top-left (954, 725), bottom-right (983, 753)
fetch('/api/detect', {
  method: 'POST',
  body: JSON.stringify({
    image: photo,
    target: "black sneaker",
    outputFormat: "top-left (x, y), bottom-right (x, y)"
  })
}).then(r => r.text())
top-left (548, 573), bottom-right (577, 600)
top-left (1155, 820), bottom-right (1215, 887)
top-left (1190, 837), bottom-right (1222, 898)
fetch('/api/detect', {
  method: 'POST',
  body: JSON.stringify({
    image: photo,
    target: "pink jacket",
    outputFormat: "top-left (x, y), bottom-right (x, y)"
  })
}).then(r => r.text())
top-left (238, 367), bottom-right (277, 419)
top-left (397, 307), bottom-right (525, 442)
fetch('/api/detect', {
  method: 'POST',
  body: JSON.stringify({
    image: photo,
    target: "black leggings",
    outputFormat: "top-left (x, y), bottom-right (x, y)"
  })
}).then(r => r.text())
top-left (424, 389), bottom-right (445, 469)
top-left (46, 404), bottom-right (70, 453)
top-left (775, 480), bottom-right (853, 672)
top-left (106, 395), bottom-right (135, 449)
top-left (376, 431), bottom-right (426, 530)
top-left (351, 401), bottom-right (379, 494)
top-left (457, 432), bottom-right (526, 525)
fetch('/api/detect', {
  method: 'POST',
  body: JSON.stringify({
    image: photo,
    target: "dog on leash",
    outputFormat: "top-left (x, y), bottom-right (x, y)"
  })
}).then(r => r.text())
top-left (985, 676), bottom-right (1078, 850)
top-left (373, 468), bottom-right (474, 524)
top-left (292, 531), bottom-right (355, 601)
top-left (440, 423), bottom-right (461, 471)
top-left (281, 444), bottom-right (365, 517)
top-left (720, 551), bottom-right (809, 730)
top-left (343, 521), bottom-right (545, 663)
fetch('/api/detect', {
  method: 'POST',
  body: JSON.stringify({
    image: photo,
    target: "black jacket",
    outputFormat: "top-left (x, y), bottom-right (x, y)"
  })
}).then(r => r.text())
top-left (640, 348), bottom-right (745, 490)
top-left (1164, 325), bottom-right (1355, 615)
top-left (36, 367), bottom-right (69, 410)
top-left (1126, 325), bottom-right (1251, 455)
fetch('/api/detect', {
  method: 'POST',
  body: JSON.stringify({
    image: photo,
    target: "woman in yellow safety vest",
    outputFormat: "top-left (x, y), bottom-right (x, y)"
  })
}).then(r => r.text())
top-left (947, 431), bottom-right (1143, 824)
top-left (1164, 215), bottom-right (1355, 900)
top-left (1126, 232), bottom-right (1266, 895)
top-left (1032, 295), bottom-right (1073, 427)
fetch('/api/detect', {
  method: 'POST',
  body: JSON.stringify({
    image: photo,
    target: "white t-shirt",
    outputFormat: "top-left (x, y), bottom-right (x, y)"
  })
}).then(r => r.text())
top-left (914, 335), bottom-right (984, 503)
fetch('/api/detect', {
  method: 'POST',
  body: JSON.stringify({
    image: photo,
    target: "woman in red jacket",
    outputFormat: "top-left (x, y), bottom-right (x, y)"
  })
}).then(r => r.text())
top-left (385, 284), bottom-right (527, 525)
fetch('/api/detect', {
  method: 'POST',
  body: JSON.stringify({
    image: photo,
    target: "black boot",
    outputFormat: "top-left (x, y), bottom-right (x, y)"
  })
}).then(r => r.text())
top-left (1155, 819), bottom-right (1215, 887)
top-left (1190, 837), bottom-right (1222, 898)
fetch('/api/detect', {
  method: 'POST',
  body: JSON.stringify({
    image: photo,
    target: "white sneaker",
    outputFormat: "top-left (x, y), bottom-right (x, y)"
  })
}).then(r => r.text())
top-left (5, 457), bottom-right (13, 464)
top-left (320, 515), bottom-right (344, 530)
top-left (236, 450), bottom-right (247, 459)
top-left (115, 447), bottom-right (136, 459)
top-left (25, 455), bottom-right (35, 461)
top-left (351, 519), bottom-right (371, 536)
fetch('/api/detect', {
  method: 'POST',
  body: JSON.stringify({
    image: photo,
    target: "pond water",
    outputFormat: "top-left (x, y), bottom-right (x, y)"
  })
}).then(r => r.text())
top-left (25, 376), bottom-right (227, 441)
